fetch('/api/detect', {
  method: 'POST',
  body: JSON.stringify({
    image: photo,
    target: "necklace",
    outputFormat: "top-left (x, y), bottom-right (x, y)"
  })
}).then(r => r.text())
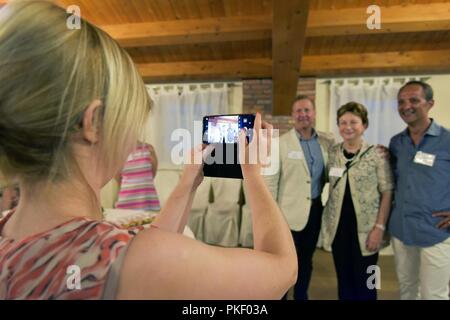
top-left (342, 145), bottom-right (360, 162)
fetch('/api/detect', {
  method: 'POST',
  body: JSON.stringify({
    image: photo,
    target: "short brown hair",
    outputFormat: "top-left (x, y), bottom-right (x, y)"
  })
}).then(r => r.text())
top-left (337, 102), bottom-right (369, 127)
top-left (292, 95), bottom-right (315, 109)
top-left (398, 80), bottom-right (434, 102)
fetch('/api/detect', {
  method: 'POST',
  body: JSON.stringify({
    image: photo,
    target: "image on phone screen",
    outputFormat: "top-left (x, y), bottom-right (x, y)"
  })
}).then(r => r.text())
top-left (203, 114), bottom-right (255, 144)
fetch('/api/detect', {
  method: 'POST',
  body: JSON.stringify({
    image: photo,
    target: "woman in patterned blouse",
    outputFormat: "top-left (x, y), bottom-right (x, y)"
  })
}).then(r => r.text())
top-left (322, 102), bottom-right (394, 300)
top-left (0, 1), bottom-right (296, 299)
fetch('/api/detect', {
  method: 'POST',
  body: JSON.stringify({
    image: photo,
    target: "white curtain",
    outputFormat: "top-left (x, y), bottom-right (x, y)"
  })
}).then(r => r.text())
top-left (328, 77), bottom-right (408, 146)
top-left (145, 83), bottom-right (242, 169)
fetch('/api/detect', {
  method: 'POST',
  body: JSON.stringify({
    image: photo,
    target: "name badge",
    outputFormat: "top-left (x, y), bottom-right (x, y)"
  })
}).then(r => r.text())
top-left (329, 167), bottom-right (345, 177)
top-left (288, 151), bottom-right (303, 160)
top-left (413, 151), bottom-right (436, 167)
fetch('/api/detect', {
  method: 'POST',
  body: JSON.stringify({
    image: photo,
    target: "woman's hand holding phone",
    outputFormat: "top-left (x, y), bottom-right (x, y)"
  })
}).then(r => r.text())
top-left (238, 112), bottom-right (273, 178)
top-left (181, 144), bottom-right (215, 191)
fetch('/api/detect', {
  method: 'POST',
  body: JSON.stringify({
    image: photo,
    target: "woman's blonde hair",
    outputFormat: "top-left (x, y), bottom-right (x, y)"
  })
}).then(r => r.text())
top-left (0, 1), bottom-right (151, 184)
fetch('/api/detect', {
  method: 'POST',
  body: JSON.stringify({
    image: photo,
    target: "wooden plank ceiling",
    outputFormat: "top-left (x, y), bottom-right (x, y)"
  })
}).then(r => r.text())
top-left (1, 0), bottom-right (450, 113)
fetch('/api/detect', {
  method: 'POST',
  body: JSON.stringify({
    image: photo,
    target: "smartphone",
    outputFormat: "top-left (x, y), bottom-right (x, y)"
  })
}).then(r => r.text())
top-left (202, 114), bottom-right (255, 144)
top-left (202, 114), bottom-right (255, 179)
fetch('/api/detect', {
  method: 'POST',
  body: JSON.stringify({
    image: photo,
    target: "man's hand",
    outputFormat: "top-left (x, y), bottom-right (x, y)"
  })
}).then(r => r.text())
top-left (433, 211), bottom-right (450, 231)
top-left (375, 144), bottom-right (390, 160)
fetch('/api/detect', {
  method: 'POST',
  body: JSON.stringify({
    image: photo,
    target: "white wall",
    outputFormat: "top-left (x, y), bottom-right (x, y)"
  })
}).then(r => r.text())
top-left (315, 79), bottom-right (331, 132)
top-left (315, 74), bottom-right (450, 132)
top-left (428, 75), bottom-right (450, 128)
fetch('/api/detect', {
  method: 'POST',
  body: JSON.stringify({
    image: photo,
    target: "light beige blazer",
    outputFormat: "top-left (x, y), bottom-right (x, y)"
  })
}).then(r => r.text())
top-left (264, 128), bottom-right (335, 231)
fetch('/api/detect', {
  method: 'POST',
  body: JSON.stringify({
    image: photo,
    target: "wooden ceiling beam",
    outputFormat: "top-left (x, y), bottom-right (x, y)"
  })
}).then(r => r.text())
top-left (101, 16), bottom-right (271, 48)
top-left (302, 50), bottom-right (450, 74)
top-left (272, 0), bottom-right (310, 116)
top-left (97, 2), bottom-right (450, 47)
top-left (307, 2), bottom-right (450, 37)
top-left (137, 58), bottom-right (272, 82)
top-left (137, 49), bottom-right (450, 82)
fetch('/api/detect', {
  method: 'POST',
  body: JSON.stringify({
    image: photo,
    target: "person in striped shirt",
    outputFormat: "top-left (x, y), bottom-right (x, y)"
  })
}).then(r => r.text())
top-left (115, 142), bottom-right (160, 211)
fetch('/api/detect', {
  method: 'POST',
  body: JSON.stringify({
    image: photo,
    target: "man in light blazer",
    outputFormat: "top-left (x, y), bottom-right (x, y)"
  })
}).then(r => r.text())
top-left (265, 95), bottom-right (335, 300)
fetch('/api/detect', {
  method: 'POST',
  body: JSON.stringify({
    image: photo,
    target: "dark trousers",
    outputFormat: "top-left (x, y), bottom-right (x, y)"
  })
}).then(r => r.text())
top-left (284, 198), bottom-right (323, 300)
top-left (332, 186), bottom-right (378, 300)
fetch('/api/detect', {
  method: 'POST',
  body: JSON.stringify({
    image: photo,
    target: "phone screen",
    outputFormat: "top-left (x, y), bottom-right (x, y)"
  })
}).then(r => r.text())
top-left (203, 114), bottom-right (255, 144)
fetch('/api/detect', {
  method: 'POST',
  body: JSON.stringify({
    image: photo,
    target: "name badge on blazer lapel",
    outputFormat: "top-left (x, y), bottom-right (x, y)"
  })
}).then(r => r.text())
top-left (287, 151), bottom-right (303, 160)
top-left (329, 167), bottom-right (345, 178)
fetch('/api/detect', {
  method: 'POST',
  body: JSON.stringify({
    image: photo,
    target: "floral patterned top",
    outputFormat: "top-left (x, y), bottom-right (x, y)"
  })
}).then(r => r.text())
top-left (0, 210), bottom-right (140, 299)
top-left (322, 141), bottom-right (394, 256)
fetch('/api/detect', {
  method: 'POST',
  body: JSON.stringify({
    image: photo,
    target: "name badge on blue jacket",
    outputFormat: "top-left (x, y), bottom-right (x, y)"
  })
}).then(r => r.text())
top-left (414, 151), bottom-right (436, 167)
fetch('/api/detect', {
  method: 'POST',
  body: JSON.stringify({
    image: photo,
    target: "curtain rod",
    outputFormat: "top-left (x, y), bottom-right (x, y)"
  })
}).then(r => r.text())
top-left (147, 83), bottom-right (241, 93)
top-left (320, 76), bottom-right (432, 84)
top-left (146, 81), bottom-right (242, 87)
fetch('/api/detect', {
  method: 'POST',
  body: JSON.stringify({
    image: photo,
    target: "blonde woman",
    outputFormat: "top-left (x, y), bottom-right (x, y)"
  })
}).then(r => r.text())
top-left (0, 1), bottom-right (296, 299)
top-left (322, 102), bottom-right (394, 300)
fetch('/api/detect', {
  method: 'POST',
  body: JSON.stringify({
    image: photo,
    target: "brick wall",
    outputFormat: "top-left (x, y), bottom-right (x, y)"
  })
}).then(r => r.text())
top-left (243, 77), bottom-right (316, 135)
top-left (243, 79), bottom-right (272, 115)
